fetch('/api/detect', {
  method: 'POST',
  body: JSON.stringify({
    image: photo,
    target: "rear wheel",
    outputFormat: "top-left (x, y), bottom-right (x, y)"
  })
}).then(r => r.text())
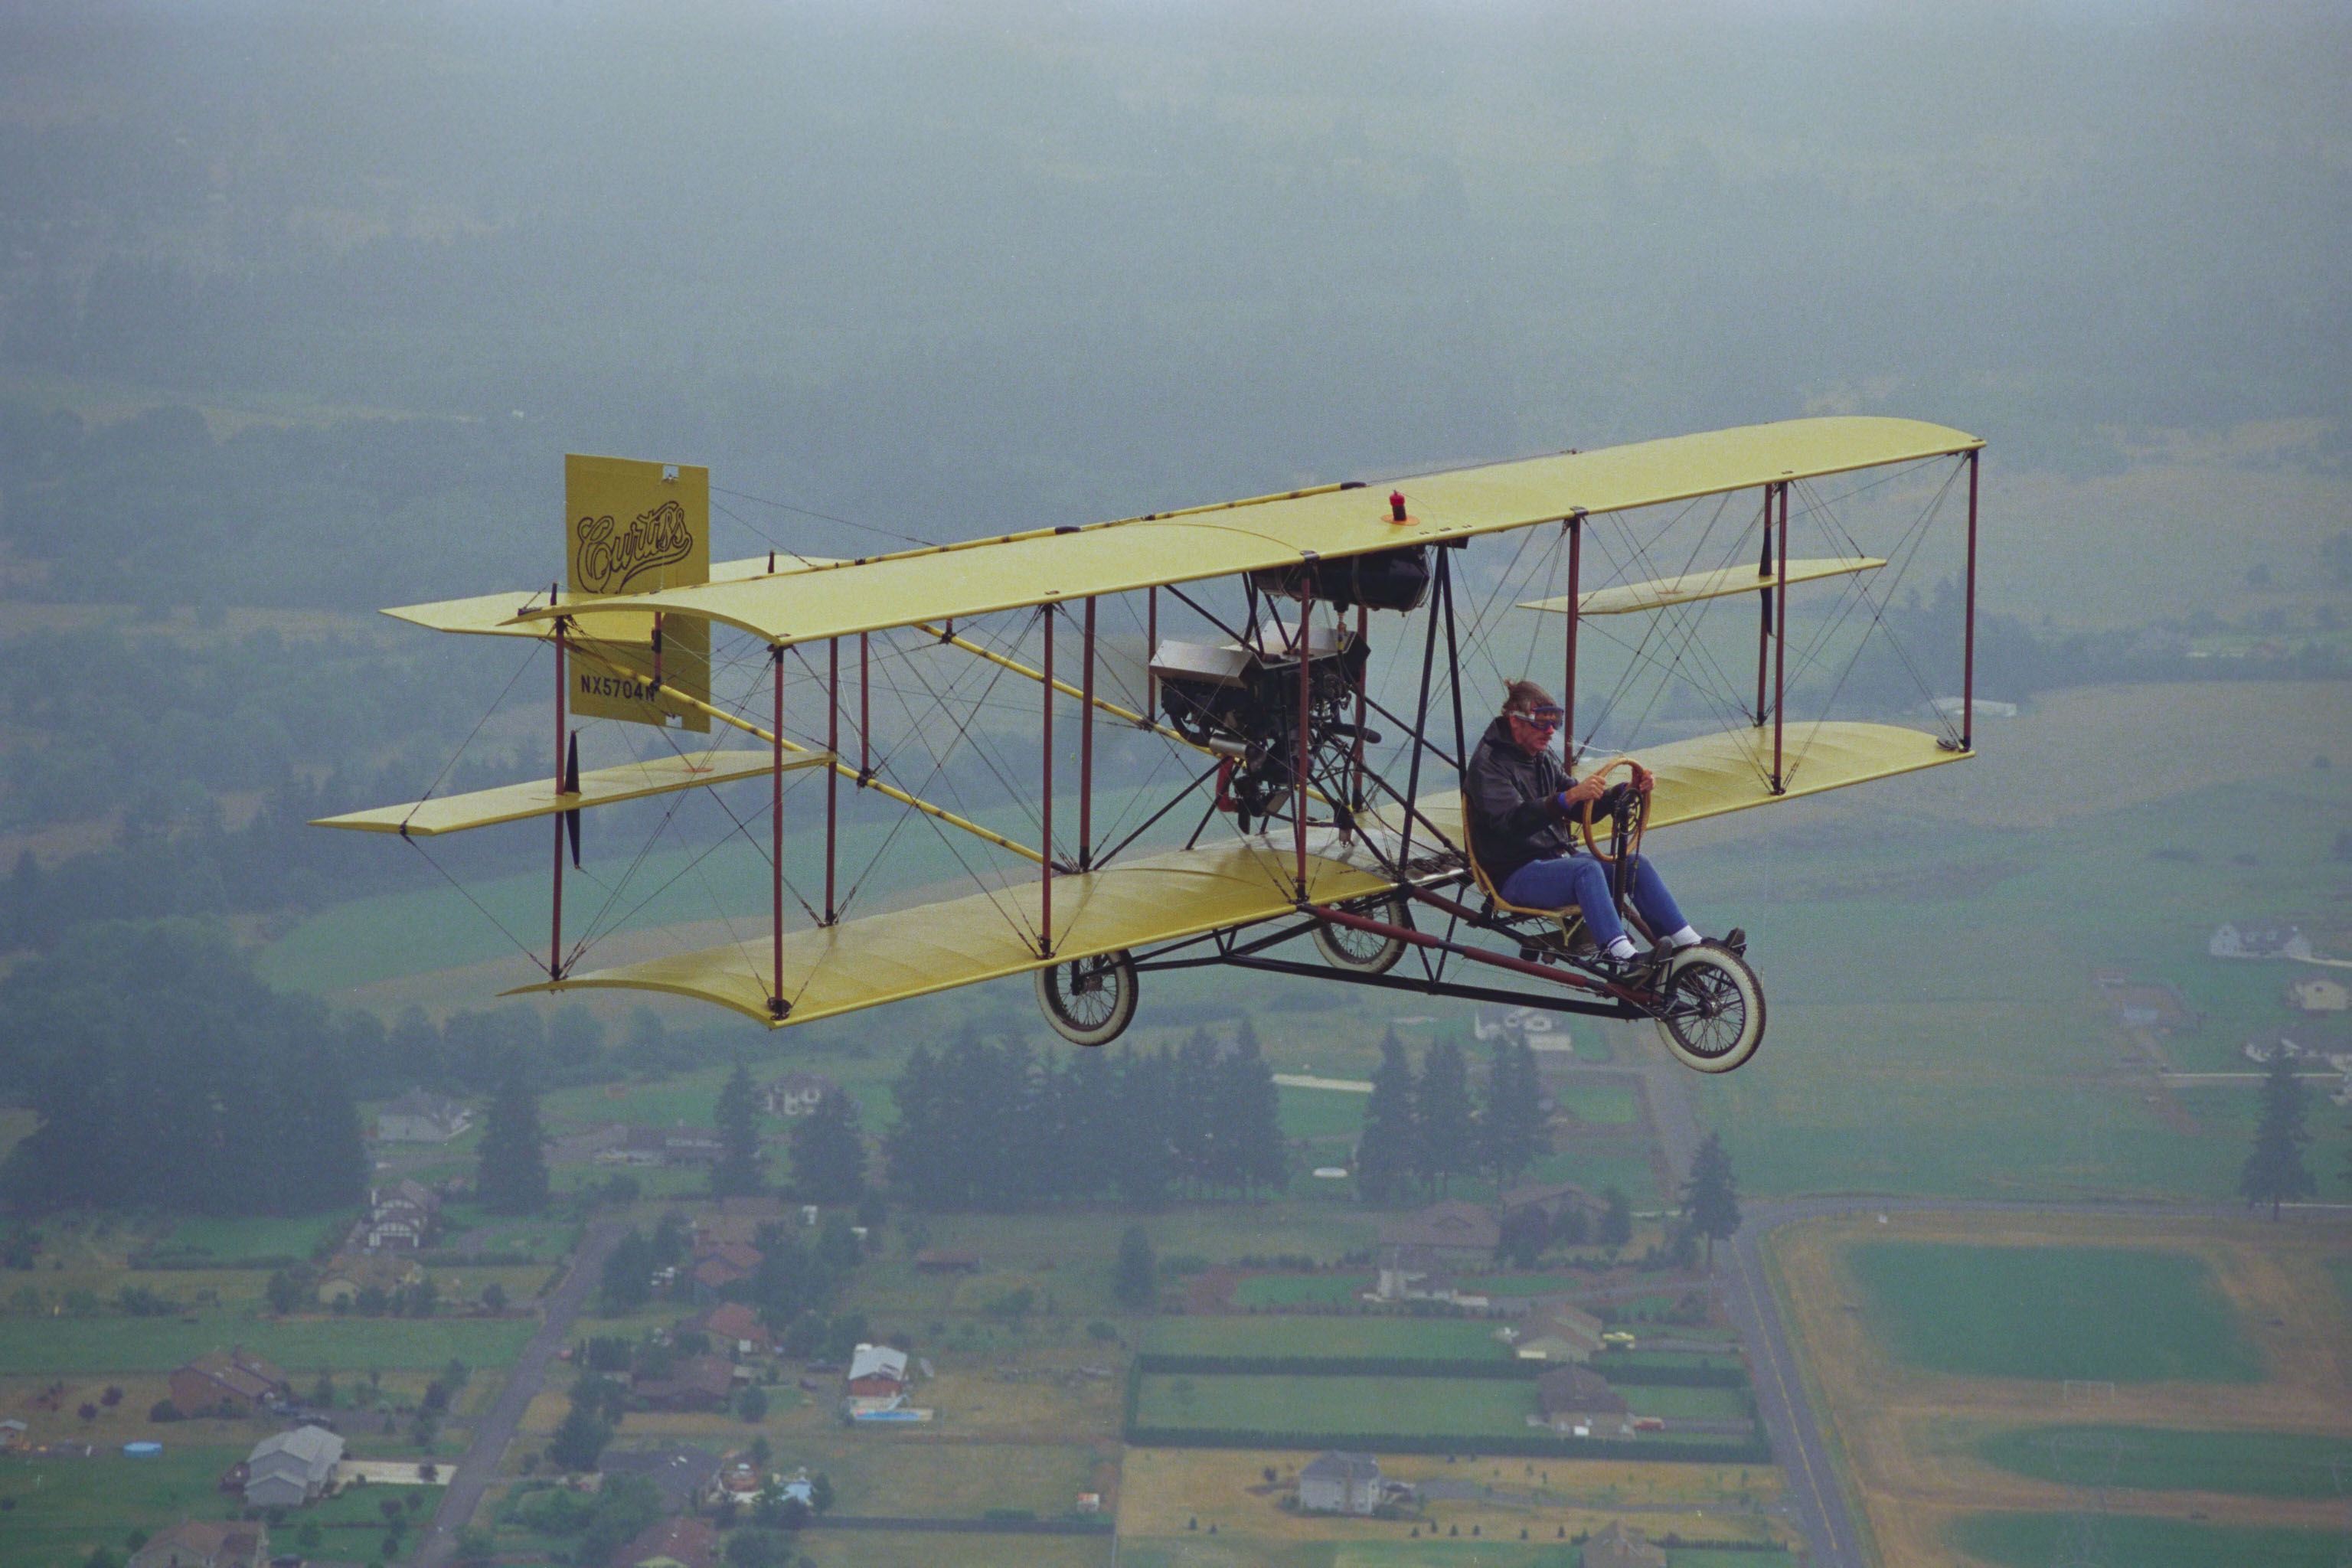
top-left (1311, 893), bottom-right (1412, 975)
top-left (1651, 946), bottom-right (1766, 1073)
top-left (1036, 949), bottom-right (1139, 1047)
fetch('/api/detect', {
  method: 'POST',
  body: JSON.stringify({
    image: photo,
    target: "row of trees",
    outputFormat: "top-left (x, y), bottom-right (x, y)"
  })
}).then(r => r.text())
top-left (1355, 1031), bottom-right (1547, 1204)
top-left (887, 1021), bottom-right (1285, 1211)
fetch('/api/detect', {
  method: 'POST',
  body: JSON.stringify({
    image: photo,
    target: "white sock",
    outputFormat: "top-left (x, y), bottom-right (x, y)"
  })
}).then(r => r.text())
top-left (1606, 936), bottom-right (1638, 960)
top-left (1664, 926), bottom-right (1702, 949)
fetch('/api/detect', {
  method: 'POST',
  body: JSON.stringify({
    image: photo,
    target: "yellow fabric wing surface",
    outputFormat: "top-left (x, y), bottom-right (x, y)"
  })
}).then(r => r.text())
top-left (1517, 556), bottom-right (1884, 619)
top-left (504, 416), bottom-right (1977, 648)
top-left (382, 554), bottom-right (825, 642)
top-left (310, 750), bottom-right (824, 836)
top-left (518, 839), bottom-right (1396, 1027)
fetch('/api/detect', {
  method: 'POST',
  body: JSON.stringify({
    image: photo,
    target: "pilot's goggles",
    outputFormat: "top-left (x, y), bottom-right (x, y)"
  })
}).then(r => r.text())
top-left (1513, 707), bottom-right (1566, 730)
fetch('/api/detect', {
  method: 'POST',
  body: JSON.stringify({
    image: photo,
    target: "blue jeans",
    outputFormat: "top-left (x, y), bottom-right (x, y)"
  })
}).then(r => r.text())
top-left (1498, 852), bottom-right (1687, 949)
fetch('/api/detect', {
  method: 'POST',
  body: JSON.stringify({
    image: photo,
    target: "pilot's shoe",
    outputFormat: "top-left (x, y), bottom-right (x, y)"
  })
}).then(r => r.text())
top-left (1705, 926), bottom-right (1749, 956)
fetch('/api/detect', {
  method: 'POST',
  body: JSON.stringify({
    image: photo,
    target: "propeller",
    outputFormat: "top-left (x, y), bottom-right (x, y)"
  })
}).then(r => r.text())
top-left (563, 731), bottom-right (582, 869)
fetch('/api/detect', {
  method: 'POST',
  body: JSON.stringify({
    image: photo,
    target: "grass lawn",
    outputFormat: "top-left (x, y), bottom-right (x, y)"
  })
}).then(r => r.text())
top-left (1949, 1511), bottom-right (2343, 1567)
top-left (1142, 1317), bottom-right (1511, 1361)
top-left (1276, 1084), bottom-right (1369, 1142)
top-left (1550, 1084), bottom-right (1641, 1126)
top-left (1134, 1373), bottom-right (1535, 1438)
top-left (1520, 1148), bottom-right (1661, 1207)
top-left (0, 1314), bottom-right (535, 1374)
top-left (155, 1213), bottom-right (351, 1262)
top-left (1622, 1386), bottom-right (1752, 1421)
top-left (1230, 1274), bottom-right (1371, 1308)
top-left (1844, 1243), bottom-right (2262, 1383)
top-left (0, 1442), bottom-right (252, 1568)
top-left (1454, 1274), bottom-right (1579, 1298)
top-left (1973, 1424), bottom-right (2352, 1498)
top-left (2327, 1257), bottom-right (2352, 1308)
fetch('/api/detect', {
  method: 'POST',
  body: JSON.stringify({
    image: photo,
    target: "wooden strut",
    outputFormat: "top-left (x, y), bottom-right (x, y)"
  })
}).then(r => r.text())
top-left (1294, 581), bottom-right (1314, 900)
top-left (550, 615), bottom-right (567, 981)
top-left (1962, 449), bottom-right (1980, 752)
top-left (1755, 489), bottom-right (1774, 727)
top-left (1563, 512), bottom-right (1583, 765)
top-left (1040, 607), bottom-right (1055, 958)
top-left (1351, 603), bottom-right (1368, 814)
top-left (1080, 596), bottom-right (1096, 869)
top-left (770, 646), bottom-right (785, 1018)
top-left (825, 637), bottom-right (839, 924)
top-left (1772, 480), bottom-right (1790, 793)
top-left (858, 632), bottom-right (871, 782)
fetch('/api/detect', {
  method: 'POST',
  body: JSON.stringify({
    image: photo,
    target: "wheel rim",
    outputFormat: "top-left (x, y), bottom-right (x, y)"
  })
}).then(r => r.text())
top-left (1312, 895), bottom-right (1409, 975)
top-left (1655, 949), bottom-right (1764, 1071)
top-left (1037, 950), bottom-right (1138, 1046)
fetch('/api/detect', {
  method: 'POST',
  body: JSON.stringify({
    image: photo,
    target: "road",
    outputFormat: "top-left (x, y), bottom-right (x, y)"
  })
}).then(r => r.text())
top-left (410, 1217), bottom-right (626, 1567)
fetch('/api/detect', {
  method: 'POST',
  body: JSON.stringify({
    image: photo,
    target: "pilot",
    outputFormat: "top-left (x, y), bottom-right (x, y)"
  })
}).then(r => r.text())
top-left (1463, 679), bottom-right (1713, 969)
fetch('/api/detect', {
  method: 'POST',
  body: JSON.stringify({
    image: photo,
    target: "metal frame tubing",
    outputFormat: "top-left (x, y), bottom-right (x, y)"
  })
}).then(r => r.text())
top-left (1080, 596), bottom-right (1097, 868)
top-left (1396, 551), bottom-right (1447, 871)
top-left (1040, 607), bottom-right (1055, 957)
top-left (858, 632), bottom-right (871, 783)
top-left (1962, 449), bottom-right (1980, 752)
top-left (550, 617), bottom-right (568, 980)
top-left (1145, 586), bottom-right (1158, 726)
top-left (1563, 513), bottom-right (1583, 763)
top-left (769, 645), bottom-right (786, 1018)
top-left (1351, 604), bottom-right (1369, 812)
top-left (1439, 550), bottom-right (1468, 784)
top-left (1755, 489), bottom-right (1775, 727)
top-left (1293, 583), bottom-right (1314, 899)
top-left (1317, 903), bottom-right (1634, 1003)
top-left (824, 638), bottom-right (840, 924)
top-left (1772, 481), bottom-right (1791, 793)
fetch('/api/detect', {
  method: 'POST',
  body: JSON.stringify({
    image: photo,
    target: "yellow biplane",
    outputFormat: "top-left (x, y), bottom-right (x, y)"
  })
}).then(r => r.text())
top-left (316, 418), bottom-right (1984, 1072)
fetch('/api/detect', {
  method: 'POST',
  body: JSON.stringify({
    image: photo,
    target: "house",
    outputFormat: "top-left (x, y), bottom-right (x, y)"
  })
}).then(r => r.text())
top-left (1534, 1364), bottom-right (1633, 1438)
top-left (243, 1423), bottom-right (345, 1508)
top-left (1583, 1520), bottom-right (1668, 1568)
top-left (168, 1347), bottom-right (292, 1416)
top-left (317, 1253), bottom-right (426, 1305)
top-left (761, 1071), bottom-right (843, 1117)
top-left (845, 1342), bottom-right (909, 1397)
top-left (352, 1178), bottom-right (442, 1251)
top-left (598, 1443), bottom-right (723, 1512)
top-left (2210, 923), bottom-right (2314, 961)
top-left (608, 1514), bottom-right (719, 1568)
top-left (0, 1417), bottom-right (25, 1450)
top-left (684, 1302), bottom-right (772, 1357)
top-left (632, 1356), bottom-right (736, 1413)
top-left (689, 1243), bottom-right (763, 1302)
top-left (2290, 976), bottom-right (2350, 1013)
top-left (1375, 1200), bottom-right (1502, 1299)
top-left (128, 1521), bottom-right (268, 1568)
top-left (1297, 1450), bottom-right (1383, 1514)
top-left (374, 1089), bottom-right (471, 1142)
top-left (1513, 1304), bottom-right (1606, 1364)
top-left (1499, 1181), bottom-right (1597, 1225)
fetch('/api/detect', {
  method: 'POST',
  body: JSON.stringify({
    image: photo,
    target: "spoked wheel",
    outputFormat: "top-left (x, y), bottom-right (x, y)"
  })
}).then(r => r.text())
top-left (1650, 945), bottom-right (1766, 1073)
top-left (1312, 893), bottom-right (1412, 975)
top-left (1035, 949), bottom-right (1139, 1047)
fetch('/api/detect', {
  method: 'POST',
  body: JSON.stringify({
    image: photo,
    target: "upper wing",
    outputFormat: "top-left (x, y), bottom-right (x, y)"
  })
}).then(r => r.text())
top-left (383, 554), bottom-right (825, 641)
top-left (505, 416), bottom-right (1978, 648)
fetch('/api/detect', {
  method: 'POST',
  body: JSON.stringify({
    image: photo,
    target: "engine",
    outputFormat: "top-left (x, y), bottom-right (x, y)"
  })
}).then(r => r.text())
top-left (1151, 620), bottom-right (1373, 831)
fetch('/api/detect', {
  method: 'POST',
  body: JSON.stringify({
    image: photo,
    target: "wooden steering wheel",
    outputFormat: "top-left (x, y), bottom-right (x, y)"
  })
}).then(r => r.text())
top-left (1576, 756), bottom-right (1652, 867)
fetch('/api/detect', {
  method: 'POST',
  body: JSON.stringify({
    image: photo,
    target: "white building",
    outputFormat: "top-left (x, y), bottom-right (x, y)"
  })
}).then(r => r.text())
top-left (243, 1425), bottom-right (345, 1508)
top-left (2210, 923), bottom-right (2314, 961)
top-left (1297, 1451), bottom-right (1383, 1515)
top-left (374, 1089), bottom-right (470, 1142)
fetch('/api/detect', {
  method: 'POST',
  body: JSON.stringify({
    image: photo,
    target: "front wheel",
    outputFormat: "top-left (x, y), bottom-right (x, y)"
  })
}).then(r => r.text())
top-left (1651, 946), bottom-right (1766, 1073)
top-left (1036, 949), bottom-right (1139, 1047)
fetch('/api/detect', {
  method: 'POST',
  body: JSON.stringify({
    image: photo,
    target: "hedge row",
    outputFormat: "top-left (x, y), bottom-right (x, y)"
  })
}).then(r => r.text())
top-left (1123, 1426), bottom-right (1771, 1465)
top-left (1134, 1353), bottom-right (1748, 1388)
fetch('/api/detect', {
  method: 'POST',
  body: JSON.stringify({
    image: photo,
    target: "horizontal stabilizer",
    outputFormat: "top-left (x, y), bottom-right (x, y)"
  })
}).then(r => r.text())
top-left (312, 749), bottom-right (830, 837)
top-left (1517, 557), bottom-right (1884, 619)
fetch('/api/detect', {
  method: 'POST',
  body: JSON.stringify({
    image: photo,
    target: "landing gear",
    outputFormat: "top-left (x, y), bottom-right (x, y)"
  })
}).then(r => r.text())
top-left (1311, 893), bottom-right (1413, 975)
top-left (1649, 944), bottom-right (1766, 1073)
top-left (1035, 949), bottom-right (1139, 1047)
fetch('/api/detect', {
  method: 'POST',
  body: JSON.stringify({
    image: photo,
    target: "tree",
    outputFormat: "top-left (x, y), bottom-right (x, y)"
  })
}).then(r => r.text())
top-left (790, 1090), bottom-right (867, 1204)
top-left (1598, 1186), bottom-right (1633, 1256)
top-left (1217, 1016), bottom-right (1289, 1196)
top-left (712, 1059), bottom-right (763, 1198)
top-left (474, 1052), bottom-right (549, 1216)
top-left (737, 1384), bottom-right (769, 1422)
top-left (598, 1229), bottom-right (655, 1315)
top-left (1355, 1029), bottom-right (1419, 1204)
top-left (1112, 1224), bottom-right (1155, 1308)
top-left (547, 1406), bottom-right (612, 1472)
top-left (1479, 1039), bottom-right (1547, 1184)
top-left (2241, 1047), bottom-right (2315, 1220)
top-left (1495, 1204), bottom-right (1549, 1269)
top-left (1416, 1040), bottom-right (1476, 1194)
top-left (811, 1471), bottom-right (835, 1513)
top-left (1680, 1132), bottom-right (1742, 1268)
top-left (266, 1269), bottom-right (302, 1315)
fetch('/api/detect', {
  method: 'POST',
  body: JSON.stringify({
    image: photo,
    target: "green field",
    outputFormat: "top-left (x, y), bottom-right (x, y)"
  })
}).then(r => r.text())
top-left (1622, 1385), bottom-right (1751, 1422)
top-left (0, 1315), bottom-right (536, 1374)
top-left (1845, 1243), bottom-right (2262, 1383)
top-left (1142, 1317), bottom-right (1511, 1361)
top-left (1974, 1424), bottom-right (2352, 1498)
top-left (1230, 1274), bottom-right (1373, 1308)
top-left (1277, 1084), bottom-right (1370, 1142)
top-left (0, 1442), bottom-right (433, 1568)
top-left (155, 1213), bottom-right (351, 1261)
top-left (1135, 1373), bottom-right (1535, 1437)
top-left (1949, 1511), bottom-right (2342, 1567)
top-left (1550, 1085), bottom-right (1640, 1126)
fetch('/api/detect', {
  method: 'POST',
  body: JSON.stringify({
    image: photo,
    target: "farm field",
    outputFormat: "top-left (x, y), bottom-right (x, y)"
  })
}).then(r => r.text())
top-left (1949, 1511), bottom-right (2344, 1567)
top-left (1844, 1242), bottom-right (2262, 1383)
top-left (1972, 1424), bottom-right (2352, 1498)
top-left (1769, 1210), bottom-right (2352, 1568)
top-left (154, 1212), bottom-right (352, 1262)
top-left (1134, 1372), bottom-right (1537, 1438)
top-left (0, 1313), bottom-right (535, 1375)
top-left (1141, 1318), bottom-right (1511, 1361)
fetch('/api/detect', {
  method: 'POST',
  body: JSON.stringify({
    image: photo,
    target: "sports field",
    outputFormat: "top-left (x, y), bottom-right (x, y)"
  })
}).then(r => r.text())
top-left (1973, 1424), bottom-right (2352, 1499)
top-left (1134, 1372), bottom-right (1536, 1438)
top-left (1844, 1242), bottom-right (2261, 1382)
